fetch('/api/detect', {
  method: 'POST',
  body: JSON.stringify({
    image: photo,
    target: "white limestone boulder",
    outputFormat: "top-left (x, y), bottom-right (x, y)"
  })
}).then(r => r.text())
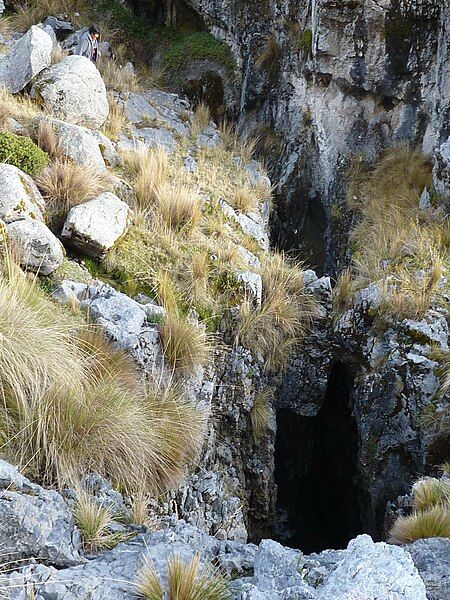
top-left (33, 116), bottom-right (107, 170)
top-left (7, 219), bottom-right (65, 275)
top-left (0, 164), bottom-right (45, 223)
top-left (0, 26), bottom-right (53, 93)
top-left (61, 192), bottom-right (131, 258)
top-left (31, 55), bottom-right (109, 129)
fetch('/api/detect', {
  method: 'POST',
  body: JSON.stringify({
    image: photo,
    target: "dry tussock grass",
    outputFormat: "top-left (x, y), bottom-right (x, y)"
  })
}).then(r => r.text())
top-left (37, 159), bottom-right (112, 227)
top-left (237, 253), bottom-right (318, 371)
top-left (0, 258), bottom-right (205, 492)
top-left (10, 0), bottom-right (91, 31)
top-left (102, 93), bottom-right (130, 142)
top-left (191, 102), bottom-right (211, 137)
top-left (160, 313), bottom-right (212, 375)
top-left (155, 184), bottom-right (202, 232)
top-left (341, 147), bottom-right (448, 321)
top-left (137, 554), bottom-right (230, 600)
top-left (99, 58), bottom-right (141, 93)
top-left (0, 88), bottom-right (40, 131)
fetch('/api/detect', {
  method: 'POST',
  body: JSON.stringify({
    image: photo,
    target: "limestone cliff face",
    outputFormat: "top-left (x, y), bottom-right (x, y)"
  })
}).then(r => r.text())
top-left (183, 0), bottom-right (449, 272)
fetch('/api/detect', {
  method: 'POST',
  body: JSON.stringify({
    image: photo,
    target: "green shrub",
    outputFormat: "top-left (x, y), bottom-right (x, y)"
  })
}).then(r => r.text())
top-left (0, 131), bottom-right (49, 176)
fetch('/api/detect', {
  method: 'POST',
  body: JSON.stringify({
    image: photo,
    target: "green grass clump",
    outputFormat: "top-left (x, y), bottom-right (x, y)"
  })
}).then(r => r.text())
top-left (162, 31), bottom-right (235, 73)
top-left (299, 29), bottom-right (313, 55)
top-left (0, 131), bottom-right (49, 176)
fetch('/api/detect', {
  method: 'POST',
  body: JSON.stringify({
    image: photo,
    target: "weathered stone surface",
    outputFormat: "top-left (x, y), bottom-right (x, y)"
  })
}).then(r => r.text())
top-left (53, 281), bottom-right (167, 377)
top-left (0, 164), bottom-right (45, 223)
top-left (33, 116), bottom-right (108, 170)
top-left (0, 460), bottom-right (82, 567)
top-left (433, 139), bottom-right (450, 198)
top-left (219, 199), bottom-right (269, 250)
top-left (0, 26), bottom-right (53, 93)
top-left (236, 270), bottom-right (263, 306)
top-left (406, 537), bottom-right (450, 600)
top-left (61, 193), bottom-right (130, 258)
top-left (7, 219), bottom-right (64, 275)
top-left (315, 535), bottom-right (427, 600)
top-left (43, 16), bottom-right (75, 39)
top-left (31, 56), bottom-right (109, 128)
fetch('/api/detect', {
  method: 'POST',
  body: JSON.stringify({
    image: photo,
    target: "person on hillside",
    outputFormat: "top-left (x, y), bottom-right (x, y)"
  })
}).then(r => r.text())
top-left (76, 24), bottom-right (101, 64)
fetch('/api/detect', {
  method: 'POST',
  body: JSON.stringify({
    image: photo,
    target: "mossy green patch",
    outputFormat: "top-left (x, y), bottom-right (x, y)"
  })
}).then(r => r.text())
top-left (0, 131), bottom-right (49, 176)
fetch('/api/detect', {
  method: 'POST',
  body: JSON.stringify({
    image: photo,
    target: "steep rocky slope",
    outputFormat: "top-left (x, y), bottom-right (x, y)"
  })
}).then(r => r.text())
top-left (0, 1), bottom-right (448, 598)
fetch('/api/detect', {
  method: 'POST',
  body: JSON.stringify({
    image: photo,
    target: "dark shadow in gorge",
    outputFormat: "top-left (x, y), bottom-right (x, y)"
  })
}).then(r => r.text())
top-left (273, 362), bottom-right (365, 553)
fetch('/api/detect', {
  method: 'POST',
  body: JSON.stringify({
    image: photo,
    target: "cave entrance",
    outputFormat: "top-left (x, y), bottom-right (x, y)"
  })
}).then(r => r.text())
top-left (182, 73), bottom-right (226, 120)
top-left (274, 362), bottom-right (364, 553)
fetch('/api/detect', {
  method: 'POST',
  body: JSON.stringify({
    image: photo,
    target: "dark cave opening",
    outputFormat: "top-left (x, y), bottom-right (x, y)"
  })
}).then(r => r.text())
top-left (274, 362), bottom-right (364, 553)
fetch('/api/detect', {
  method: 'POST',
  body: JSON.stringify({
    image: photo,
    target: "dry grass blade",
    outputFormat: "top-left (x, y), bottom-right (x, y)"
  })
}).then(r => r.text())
top-left (137, 558), bottom-right (163, 600)
top-left (156, 184), bottom-right (202, 232)
top-left (0, 88), bottom-right (40, 131)
top-left (388, 506), bottom-right (450, 544)
top-left (9, 0), bottom-right (91, 30)
top-left (37, 159), bottom-right (112, 227)
top-left (160, 313), bottom-right (212, 375)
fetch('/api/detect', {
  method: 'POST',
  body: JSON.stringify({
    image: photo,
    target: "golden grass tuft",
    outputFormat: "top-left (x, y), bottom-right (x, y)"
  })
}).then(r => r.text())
top-left (218, 119), bottom-right (257, 164)
top-left (138, 555), bottom-right (230, 600)
top-left (237, 253), bottom-right (318, 371)
top-left (412, 477), bottom-right (450, 512)
top-left (36, 119), bottom-right (63, 160)
top-left (102, 93), bottom-right (130, 142)
top-left (50, 46), bottom-right (68, 65)
top-left (250, 389), bottom-right (271, 442)
top-left (160, 313), bottom-right (212, 375)
top-left (37, 159), bottom-right (112, 227)
top-left (191, 102), bottom-right (211, 137)
top-left (155, 184), bottom-right (202, 232)
top-left (72, 491), bottom-right (125, 553)
top-left (98, 57), bottom-right (141, 93)
top-left (388, 506), bottom-right (450, 544)
top-left (231, 186), bottom-right (259, 214)
top-left (122, 147), bottom-right (169, 213)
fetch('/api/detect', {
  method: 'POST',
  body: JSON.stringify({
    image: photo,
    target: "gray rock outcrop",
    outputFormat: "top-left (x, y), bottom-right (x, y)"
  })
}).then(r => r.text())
top-left (0, 460), bottom-right (82, 567)
top-left (0, 164), bottom-right (45, 223)
top-left (31, 56), bottom-right (109, 128)
top-left (6, 219), bottom-right (64, 275)
top-left (0, 26), bottom-right (53, 93)
top-left (61, 193), bottom-right (131, 258)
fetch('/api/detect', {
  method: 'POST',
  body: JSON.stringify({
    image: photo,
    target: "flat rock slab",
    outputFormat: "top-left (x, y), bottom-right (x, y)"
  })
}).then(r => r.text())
top-left (0, 460), bottom-right (82, 568)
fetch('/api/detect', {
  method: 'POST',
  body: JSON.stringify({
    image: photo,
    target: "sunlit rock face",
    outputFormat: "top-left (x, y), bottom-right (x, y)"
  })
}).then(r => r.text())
top-left (178, 0), bottom-right (449, 272)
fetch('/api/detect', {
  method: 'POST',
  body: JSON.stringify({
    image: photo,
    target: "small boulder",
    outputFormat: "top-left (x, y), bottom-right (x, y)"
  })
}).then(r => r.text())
top-left (31, 55), bottom-right (109, 129)
top-left (61, 192), bottom-right (131, 258)
top-left (0, 459), bottom-right (82, 567)
top-left (43, 16), bottom-right (75, 40)
top-left (0, 26), bottom-right (53, 93)
top-left (236, 270), bottom-right (263, 306)
top-left (7, 219), bottom-right (65, 275)
top-left (0, 163), bottom-right (45, 223)
top-left (33, 116), bottom-right (107, 170)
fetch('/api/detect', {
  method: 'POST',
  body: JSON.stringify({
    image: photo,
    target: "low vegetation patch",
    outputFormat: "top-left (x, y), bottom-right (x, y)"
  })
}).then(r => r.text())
top-left (0, 131), bottom-right (49, 176)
